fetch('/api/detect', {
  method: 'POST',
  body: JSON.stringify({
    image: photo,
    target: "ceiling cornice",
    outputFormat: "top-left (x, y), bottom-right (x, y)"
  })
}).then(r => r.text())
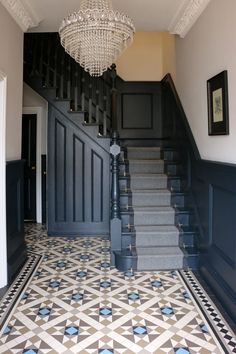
top-left (0, 0), bottom-right (40, 32)
top-left (168, 0), bottom-right (211, 38)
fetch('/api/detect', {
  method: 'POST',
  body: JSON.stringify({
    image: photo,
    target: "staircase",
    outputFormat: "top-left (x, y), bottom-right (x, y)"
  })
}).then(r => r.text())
top-left (24, 32), bottom-right (200, 271)
top-left (115, 145), bottom-right (199, 271)
top-left (116, 146), bottom-right (183, 270)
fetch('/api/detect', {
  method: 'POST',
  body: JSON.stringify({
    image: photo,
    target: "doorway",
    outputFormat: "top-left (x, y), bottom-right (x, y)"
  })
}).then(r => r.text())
top-left (22, 107), bottom-right (43, 223)
top-left (22, 114), bottom-right (37, 221)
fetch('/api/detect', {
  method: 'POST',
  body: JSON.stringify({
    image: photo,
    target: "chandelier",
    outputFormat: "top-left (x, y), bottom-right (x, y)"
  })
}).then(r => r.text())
top-left (59, 0), bottom-right (135, 77)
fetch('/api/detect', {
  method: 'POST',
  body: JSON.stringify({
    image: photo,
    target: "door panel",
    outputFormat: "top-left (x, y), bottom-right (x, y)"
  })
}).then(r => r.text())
top-left (22, 114), bottom-right (37, 221)
top-left (48, 106), bottom-right (110, 235)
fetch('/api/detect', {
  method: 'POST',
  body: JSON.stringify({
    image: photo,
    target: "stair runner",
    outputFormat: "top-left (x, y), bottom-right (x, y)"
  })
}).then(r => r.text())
top-left (121, 147), bottom-right (184, 271)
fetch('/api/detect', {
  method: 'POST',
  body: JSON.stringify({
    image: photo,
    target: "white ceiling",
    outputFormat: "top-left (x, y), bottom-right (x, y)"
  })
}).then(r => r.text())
top-left (0, 0), bottom-right (211, 37)
top-left (27, 0), bottom-right (186, 32)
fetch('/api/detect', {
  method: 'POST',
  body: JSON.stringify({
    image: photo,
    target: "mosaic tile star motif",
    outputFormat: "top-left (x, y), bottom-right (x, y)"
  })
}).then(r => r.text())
top-left (0, 223), bottom-right (235, 353)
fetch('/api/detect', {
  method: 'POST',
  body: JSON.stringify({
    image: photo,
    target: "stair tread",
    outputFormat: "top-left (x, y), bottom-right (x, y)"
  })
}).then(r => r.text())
top-left (127, 147), bottom-right (161, 150)
top-left (121, 189), bottom-right (170, 194)
top-left (125, 159), bottom-right (164, 163)
top-left (136, 246), bottom-right (183, 256)
top-left (132, 206), bottom-right (174, 212)
top-left (135, 225), bottom-right (178, 232)
top-left (130, 173), bottom-right (167, 177)
top-left (120, 173), bottom-right (167, 178)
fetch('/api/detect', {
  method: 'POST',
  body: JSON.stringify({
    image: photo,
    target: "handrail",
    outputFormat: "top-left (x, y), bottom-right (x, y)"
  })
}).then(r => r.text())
top-left (161, 73), bottom-right (201, 160)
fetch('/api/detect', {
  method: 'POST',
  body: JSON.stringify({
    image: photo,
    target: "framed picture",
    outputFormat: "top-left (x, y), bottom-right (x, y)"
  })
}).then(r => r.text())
top-left (207, 70), bottom-right (229, 135)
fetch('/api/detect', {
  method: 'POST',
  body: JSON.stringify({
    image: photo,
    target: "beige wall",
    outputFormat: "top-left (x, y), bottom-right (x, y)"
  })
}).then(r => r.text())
top-left (0, 3), bottom-right (23, 161)
top-left (175, 0), bottom-right (236, 164)
top-left (116, 32), bottom-right (176, 81)
top-left (23, 83), bottom-right (48, 154)
top-left (162, 32), bottom-right (176, 82)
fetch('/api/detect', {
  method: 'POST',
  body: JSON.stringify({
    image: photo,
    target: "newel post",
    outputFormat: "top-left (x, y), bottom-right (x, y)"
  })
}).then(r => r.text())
top-left (110, 131), bottom-right (122, 260)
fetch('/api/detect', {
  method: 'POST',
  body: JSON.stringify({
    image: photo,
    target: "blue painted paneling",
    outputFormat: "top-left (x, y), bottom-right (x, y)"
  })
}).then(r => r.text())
top-left (6, 160), bottom-right (27, 282)
top-left (162, 74), bottom-right (236, 322)
top-left (47, 105), bottom-right (110, 235)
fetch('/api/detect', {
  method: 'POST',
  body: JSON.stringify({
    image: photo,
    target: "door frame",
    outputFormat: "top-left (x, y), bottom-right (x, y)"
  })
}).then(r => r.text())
top-left (22, 107), bottom-right (43, 223)
top-left (0, 71), bottom-right (7, 288)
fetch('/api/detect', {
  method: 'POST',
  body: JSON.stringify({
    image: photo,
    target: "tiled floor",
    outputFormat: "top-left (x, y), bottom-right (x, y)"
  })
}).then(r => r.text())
top-left (0, 223), bottom-right (235, 354)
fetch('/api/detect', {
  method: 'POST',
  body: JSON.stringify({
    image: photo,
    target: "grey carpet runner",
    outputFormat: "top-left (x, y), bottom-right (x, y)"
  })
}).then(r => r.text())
top-left (126, 147), bottom-right (184, 270)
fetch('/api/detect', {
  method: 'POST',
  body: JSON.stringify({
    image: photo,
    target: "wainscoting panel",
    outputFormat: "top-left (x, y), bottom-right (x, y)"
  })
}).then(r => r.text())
top-left (117, 81), bottom-right (162, 139)
top-left (192, 160), bottom-right (236, 321)
top-left (48, 106), bottom-right (110, 235)
top-left (55, 119), bottom-right (66, 223)
top-left (6, 160), bottom-right (27, 282)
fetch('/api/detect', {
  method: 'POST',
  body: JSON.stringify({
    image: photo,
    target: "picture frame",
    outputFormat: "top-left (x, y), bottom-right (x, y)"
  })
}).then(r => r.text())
top-left (207, 70), bottom-right (229, 135)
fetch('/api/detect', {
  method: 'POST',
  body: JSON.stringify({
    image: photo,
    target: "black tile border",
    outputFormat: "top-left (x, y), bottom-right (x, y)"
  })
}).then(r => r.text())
top-left (180, 270), bottom-right (236, 354)
top-left (0, 252), bottom-right (42, 331)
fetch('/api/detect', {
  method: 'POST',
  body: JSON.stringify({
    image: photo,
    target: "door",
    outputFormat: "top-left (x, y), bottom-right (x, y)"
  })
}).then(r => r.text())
top-left (22, 114), bottom-right (37, 221)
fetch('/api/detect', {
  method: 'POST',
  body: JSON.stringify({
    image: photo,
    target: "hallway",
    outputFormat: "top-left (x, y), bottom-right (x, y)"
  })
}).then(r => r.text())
top-left (0, 224), bottom-right (235, 353)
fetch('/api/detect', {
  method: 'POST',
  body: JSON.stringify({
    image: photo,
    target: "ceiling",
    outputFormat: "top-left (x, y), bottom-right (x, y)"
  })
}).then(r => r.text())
top-left (1, 0), bottom-right (211, 37)
top-left (27, 0), bottom-right (186, 32)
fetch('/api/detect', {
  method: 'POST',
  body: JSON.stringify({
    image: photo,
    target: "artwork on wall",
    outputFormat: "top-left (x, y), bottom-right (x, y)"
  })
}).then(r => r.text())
top-left (207, 70), bottom-right (229, 135)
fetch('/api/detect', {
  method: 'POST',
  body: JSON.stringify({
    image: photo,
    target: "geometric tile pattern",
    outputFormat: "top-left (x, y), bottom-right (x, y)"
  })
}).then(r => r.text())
top-left (180, 270), bottom-right (236, 354)
top-left (0, 223), bottom-right (235, 353)
top-left (0, 251), bottom-right (41, 331)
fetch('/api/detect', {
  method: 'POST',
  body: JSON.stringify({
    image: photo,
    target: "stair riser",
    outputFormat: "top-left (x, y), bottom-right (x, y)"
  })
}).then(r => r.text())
top-left (129, 163), bottom-right (164, 174)
top-left (175, 212), bottom-right (193, 227)
top-left (137, 255), bottom-right (183, 271)
top-left (120, 194), bottom-right (171, 207)
top-left (119, 178), bottom-right (130, 191)
top-left (179, 233), bottom-right (195, 247)
top-left (136, 233), bottom-right (179, 247)
top-left (171, 194), bottom-right (185, 207)
top-left (168, 178), bottom-right (187, 192)
top-left (183, 254), bottom-right (199, 270)
top-left (114, 252), bottom-right (137, 272)
top-left (133, 212), bottom-right (175, 225)
top-left (130, 177), bottom-right (167, 189)
top-left (127, 150), bottom-right (161, 160)
top-left (120, 195), bottom-right (132, 209)
top-left (121, 234), bottom-right (135, 248)
top-left (162, 150), bottom-right (181, 161)
top-left (165, 164), bottom-right (183, 176)
top-left (119, 177), bottom-right (168, 190)
top-left (121, 214), bottom-right (133, 228)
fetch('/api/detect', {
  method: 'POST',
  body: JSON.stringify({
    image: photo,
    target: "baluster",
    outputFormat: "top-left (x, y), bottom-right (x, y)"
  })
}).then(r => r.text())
top-left (67, 57), bottom-right (71, 99)
top-left (53, 41), bottom-right (59, 88)
top-left (74, 64), bottom-right (79, 111)
top-left (32, 38), bottom-right (38, 76)
top-left (39, 36), bottom-right (44, 77)
top-left (88, 76), bottom-right (93, 123)
top-left (103, 81), bottom-right (107, 136)
top-left (95, 79), bottom-right (100, 124)
top-left (60, 50), bottom-right (65, 98)
top-left (45, 36), bottom-right (51, 87)
top-left (81, 71), bottom-right (85, 111)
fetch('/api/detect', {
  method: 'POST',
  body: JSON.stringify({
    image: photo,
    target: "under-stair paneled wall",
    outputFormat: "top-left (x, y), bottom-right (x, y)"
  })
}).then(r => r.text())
top-left (47, 105), bottom-right (110, 235)
top-left (24, 33), bottom-right (112, 235)
top-left (162, 75), bottom-right (236, 323)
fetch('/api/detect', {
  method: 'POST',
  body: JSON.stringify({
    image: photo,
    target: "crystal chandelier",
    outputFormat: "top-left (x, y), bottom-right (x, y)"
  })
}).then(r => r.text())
top-left (59, 0), bottom-right (135, 77)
